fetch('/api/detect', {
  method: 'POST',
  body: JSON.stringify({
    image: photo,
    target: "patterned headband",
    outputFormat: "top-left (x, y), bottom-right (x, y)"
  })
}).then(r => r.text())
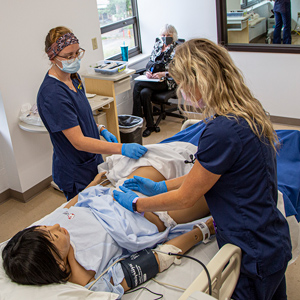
top-left (46, 32), bottom-right (79, 60)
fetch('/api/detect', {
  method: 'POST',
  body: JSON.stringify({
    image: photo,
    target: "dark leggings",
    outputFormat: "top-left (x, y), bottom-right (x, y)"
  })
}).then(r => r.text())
top-left (132, 80), bottom-right (168, 128)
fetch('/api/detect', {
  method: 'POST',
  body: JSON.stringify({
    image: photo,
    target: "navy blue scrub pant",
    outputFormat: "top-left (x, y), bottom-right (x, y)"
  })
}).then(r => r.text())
top-left (63, 182), bottom-right (87, 201)
top-left (273, 9), bottom-right (291, 44)
top-left (232, 266), bottom-right (288, 300)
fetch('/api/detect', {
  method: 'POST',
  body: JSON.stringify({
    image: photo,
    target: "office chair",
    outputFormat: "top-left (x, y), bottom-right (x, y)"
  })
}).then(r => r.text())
top-left (151, 85), bottom-right (186, 131)
top-left (134, 38), bottom-right (186, 132)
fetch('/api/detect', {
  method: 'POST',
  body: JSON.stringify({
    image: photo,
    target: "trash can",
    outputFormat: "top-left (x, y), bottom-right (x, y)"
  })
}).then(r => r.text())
top-left (118, 115), bottom-right (143, 145)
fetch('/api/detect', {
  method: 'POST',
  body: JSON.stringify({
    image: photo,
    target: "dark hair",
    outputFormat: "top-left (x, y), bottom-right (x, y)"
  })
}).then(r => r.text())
top-left (2, 226), bottom-right (70, 285)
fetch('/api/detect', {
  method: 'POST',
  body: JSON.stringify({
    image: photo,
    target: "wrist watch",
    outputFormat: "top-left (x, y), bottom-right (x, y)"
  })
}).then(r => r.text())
top-left (132, 197), bottom-right (139, 212)
top-left (97, 124), bottom-right (105, 133)
top-left (132, 197), bottom-right (144, 216)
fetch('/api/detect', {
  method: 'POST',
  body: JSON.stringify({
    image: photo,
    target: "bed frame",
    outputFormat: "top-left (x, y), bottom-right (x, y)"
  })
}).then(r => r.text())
top-left (179, 243), bottom-right (241, 300)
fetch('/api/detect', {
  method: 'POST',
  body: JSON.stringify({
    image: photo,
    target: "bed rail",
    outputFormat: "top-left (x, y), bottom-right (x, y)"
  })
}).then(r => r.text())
top-left (178, 243), bottom-right (241, 300)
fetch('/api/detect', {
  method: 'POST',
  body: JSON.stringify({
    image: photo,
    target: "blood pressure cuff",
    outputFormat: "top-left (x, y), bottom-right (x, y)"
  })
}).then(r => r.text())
top-left (120, 248), bottom-right (159, 288)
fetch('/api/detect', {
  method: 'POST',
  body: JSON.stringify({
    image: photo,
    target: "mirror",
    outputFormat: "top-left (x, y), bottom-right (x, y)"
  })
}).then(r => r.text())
top-left (216, 0), bottom-right (300, 53)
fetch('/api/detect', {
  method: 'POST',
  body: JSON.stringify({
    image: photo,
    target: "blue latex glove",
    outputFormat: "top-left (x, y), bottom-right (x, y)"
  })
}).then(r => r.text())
top-left (101, 129), bottom-right (118, 143)
top-left (123, 176), bottom-right (167, 196)
top-left (121, 143), bottom-right (148, 159)
top-left (113, 186), bottom-right (139, 212)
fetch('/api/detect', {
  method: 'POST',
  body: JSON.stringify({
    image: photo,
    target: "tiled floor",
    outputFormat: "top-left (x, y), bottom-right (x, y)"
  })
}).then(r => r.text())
top-left (0, 116), bottom-right (299, 299)
top-left (250, 30), bottom-right (300, 45)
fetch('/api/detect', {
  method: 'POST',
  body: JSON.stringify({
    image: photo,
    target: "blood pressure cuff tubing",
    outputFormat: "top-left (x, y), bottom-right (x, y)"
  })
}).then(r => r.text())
top-left (120, 248), bottom-right (159, 288)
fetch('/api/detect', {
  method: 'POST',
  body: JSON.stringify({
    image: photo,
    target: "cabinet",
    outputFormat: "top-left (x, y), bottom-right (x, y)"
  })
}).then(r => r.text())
top-left (227, 15), bottom-right (267, 44)
top-left (82, 68), bottom-right (136, 142)
top-left (227, 16), bottom-right (250, 44)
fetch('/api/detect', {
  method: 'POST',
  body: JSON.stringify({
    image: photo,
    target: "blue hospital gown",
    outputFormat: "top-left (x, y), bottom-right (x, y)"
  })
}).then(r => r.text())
top-left (40, 185), bottom-right (202, 297)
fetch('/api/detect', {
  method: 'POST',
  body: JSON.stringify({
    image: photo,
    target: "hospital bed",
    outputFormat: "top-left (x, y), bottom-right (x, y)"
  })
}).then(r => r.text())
top-left (1, 120), bottom-right (299, 300)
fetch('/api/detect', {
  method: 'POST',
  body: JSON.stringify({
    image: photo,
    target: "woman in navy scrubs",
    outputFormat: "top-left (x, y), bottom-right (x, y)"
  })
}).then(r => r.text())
top-left (113, 39), bottom-right (292, 299)
top-left (37, 26), bottom-right (147, 200)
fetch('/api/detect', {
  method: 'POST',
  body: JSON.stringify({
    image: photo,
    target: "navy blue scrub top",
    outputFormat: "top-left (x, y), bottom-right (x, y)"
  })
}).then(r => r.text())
top-left (196, 115), bottom-right (291, 278)
top-left (37, 73), bottom-right (103, 193)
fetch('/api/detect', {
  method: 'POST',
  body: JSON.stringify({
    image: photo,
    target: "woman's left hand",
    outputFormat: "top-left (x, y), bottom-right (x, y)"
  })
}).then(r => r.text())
top-left (113, 186), bottom-right (139, 212)
top-left (152, 72), bottom-right (165, 80)
top-left (101, 129), bottom-right (118, 143)
top-left (121, 143), bottom-right (148, 159)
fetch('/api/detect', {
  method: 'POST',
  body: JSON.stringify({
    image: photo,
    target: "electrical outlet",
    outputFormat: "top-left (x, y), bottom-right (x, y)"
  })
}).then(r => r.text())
top-left (92, 38), bottom-right (98, 50)
top-left (298, 12), bottom-right (300, 19)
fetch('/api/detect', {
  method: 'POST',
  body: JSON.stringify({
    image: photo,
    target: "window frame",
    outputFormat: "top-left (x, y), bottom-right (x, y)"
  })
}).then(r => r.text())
top-left (216, 0), bottom-right (300, 54)
top-left (99, 0), bottom-right (142, 60)
top-left (240, 0), bottom-right (261, 9)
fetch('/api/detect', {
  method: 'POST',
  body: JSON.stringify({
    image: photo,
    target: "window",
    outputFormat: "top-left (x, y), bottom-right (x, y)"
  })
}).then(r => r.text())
top-left (97, 0), bottom-right (141, 60)
top-left (240, 0), bottom-right (261, 9)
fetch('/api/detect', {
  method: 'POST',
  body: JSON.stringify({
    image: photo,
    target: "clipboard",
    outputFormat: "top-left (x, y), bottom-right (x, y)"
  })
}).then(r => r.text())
top-left (134, 75), bottom-right (162, 82)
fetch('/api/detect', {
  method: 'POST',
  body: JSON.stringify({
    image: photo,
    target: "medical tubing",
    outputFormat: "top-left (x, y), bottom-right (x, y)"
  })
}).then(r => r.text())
top-left (88, 250), bottom-right (211, 295)
top-left (153, 249), bottom-right (212, 296)
top-left (151, 277), bottom-right (185, 291)
top-left (125, 286), bottom-right (163, 299)
top-left (172, 252), bottom-right (212, 296)
top-left (87, 258), bottom-right (124, 290)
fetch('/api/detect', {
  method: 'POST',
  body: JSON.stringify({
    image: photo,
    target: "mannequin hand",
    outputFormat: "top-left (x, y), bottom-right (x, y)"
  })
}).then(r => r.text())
top-left (123, 176), bottom-right (167, 196)
top-left (113, 186), bottom-right (138, 212)
top-left (101, 129), bottom-right (118, 143)
top-left (121, 143), bottom-right (148, 159)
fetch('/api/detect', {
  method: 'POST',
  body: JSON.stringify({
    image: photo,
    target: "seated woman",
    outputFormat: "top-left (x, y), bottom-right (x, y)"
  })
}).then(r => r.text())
top-left (132, 24), bottom-right (179, 137)
top-left (2, 166), bottom-right (214, 299)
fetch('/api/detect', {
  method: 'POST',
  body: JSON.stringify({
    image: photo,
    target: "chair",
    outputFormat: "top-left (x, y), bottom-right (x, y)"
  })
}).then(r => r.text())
top-left (151, 87), bottom-right (186, 131)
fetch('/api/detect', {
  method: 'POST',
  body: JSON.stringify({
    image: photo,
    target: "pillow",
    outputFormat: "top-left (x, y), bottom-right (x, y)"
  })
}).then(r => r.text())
top-left (0, 203), bottom-right (119, 300)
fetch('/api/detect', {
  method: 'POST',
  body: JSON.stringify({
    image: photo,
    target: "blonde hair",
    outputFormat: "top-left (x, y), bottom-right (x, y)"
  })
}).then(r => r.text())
top-left (160, 24), bottom-right (178, 42)
top-left (169, 38), bottom-right (278, 151)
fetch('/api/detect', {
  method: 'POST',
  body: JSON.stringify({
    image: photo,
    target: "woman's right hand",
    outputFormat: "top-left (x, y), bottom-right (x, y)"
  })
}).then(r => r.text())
top-left (123, 176), bottom-right (167, 196)
top-left (145, 71), bottom-right (154, 79)
top-left (121, 143), bottom-right (148, 159)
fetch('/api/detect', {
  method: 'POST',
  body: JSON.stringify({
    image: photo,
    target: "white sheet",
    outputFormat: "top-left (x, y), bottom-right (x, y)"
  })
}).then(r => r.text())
top-left (98, 142), bottom-right (197, 185)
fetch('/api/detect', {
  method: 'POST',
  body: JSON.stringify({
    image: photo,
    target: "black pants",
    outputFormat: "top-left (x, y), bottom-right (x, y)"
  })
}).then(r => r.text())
top-left (132, 80), bottom-right (168, 128)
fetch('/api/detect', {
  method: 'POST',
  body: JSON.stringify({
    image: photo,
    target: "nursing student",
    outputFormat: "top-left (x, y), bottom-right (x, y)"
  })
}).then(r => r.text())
top-left (113, 39), bottom-right (292, 300)
top-left (37, 26), bottom-right (147, 200)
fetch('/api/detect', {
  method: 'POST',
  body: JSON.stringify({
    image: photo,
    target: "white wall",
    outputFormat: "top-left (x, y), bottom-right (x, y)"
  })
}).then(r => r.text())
top-left (230, 51), bottom-right (300, 118)
top-left (0, 0), bottom-right (104, 193)
top-left (227, 0), bottom-right (241, 12)
top-left (0, 92), bottom-right (10, 192)
top-left (137, 0), bottom-right (300, 119)
top-left (0, 0), bottom-right (299, 194)
top-left (137, 0), bottom-right (218, 55)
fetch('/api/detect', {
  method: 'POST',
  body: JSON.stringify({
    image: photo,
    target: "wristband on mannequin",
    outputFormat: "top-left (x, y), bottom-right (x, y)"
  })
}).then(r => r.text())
top-left (194, 222), bottom-right (211, 244)
top-left (132, 197), bottom-right (144, 216)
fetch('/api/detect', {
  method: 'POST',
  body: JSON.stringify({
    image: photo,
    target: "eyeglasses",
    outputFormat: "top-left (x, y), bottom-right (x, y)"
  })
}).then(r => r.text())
top-left (56, 48), bottom-right (85, 63)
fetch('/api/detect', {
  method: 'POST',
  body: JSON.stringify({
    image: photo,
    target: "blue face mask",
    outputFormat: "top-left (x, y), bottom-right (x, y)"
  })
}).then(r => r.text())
top-left (56, 58), bottom-right (81, 73)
